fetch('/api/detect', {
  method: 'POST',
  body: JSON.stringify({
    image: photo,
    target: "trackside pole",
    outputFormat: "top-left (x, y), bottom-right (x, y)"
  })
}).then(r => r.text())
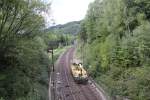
top-left (48, 47), bottom-right (55, 100)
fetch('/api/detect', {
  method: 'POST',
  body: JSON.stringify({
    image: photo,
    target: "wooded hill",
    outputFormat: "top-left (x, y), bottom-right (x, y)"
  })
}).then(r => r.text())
top-left (47, 21), bottom-right (81, 35)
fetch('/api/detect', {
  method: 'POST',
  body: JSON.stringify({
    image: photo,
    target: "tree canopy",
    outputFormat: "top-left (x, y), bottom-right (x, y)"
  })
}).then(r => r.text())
top-left (0, 0), bottom-right (53, 100)
top-left (78, 0), bottom-right (150, 99)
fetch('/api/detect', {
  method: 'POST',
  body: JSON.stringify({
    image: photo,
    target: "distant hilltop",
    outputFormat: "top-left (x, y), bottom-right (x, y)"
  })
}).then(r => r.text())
top-left (46, 21), bottom-right (81, 35)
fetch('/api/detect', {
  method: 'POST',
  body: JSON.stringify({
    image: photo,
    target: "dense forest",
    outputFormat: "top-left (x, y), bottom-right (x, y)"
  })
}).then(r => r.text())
top-left (1, 0), bottom-right (150, 100)
top-left (47, 21), bottom-right (81, 35)
top-left (78, 0), bottom-right (150, 99)
top-left (0, 0), bottom-right (72, 100)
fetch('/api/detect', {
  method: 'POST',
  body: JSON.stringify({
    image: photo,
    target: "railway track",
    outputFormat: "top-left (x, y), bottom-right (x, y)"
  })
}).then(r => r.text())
top-left (52, 47), bottom-right (106, 100)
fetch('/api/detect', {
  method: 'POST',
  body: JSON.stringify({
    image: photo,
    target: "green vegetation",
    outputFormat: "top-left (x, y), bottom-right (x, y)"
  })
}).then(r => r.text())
top-left (78, 0), bottom-right (150, 99)
top-left (0, 0), bottom-right (72, 100)
top-left (47, 21), bottom-right (81, 35)
top-left (1, 0), bottom-right (150, 99)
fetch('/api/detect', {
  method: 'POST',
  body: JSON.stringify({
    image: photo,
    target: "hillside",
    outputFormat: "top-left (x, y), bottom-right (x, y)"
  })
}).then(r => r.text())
top-left (47, 21), bottom-right (81, 35)
top-left (78, 0), bottom-right (150, 99)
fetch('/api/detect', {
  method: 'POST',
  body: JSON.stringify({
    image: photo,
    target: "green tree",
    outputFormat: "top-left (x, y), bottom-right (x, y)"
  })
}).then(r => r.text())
top-left (78, 0), bottom-right (150, 99)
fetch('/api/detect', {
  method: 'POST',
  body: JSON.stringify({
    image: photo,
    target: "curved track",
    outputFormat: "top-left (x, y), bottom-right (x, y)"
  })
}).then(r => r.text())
top-left (52, 47), bottom-right (106, 100)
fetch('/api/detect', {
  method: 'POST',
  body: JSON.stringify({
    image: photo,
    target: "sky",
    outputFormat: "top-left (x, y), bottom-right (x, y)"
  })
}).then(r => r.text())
top-left (44, 0), bottom-right (94, 25)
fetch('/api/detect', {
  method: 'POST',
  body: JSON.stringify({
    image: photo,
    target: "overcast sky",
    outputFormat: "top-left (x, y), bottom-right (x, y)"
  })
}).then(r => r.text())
top-left (44, 0), bottom-right (94, 25)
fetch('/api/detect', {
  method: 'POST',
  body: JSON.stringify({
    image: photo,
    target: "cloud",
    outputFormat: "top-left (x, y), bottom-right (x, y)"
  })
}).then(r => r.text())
top-left (51, 0), bottom-right (94, 25)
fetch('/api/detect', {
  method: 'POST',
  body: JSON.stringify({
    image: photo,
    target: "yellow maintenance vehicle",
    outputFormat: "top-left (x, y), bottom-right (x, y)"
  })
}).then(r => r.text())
top-left (71, 60), bottom-right (88, 84)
